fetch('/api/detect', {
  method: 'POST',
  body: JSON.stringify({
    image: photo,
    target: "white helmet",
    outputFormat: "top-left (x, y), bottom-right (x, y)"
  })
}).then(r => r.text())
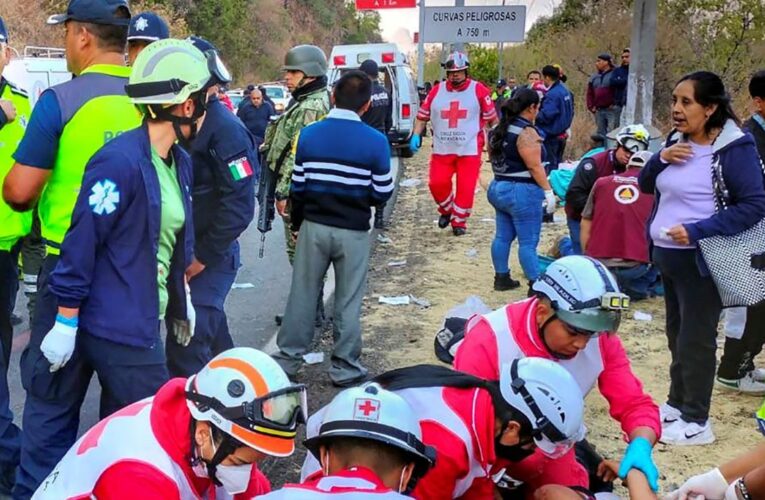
top-left (304, 383), bottom-right (435, 477)
top-left (499, 358), bottom-right (585, 458)
top-left (185, 347), bottom-right (307, 458)
top-left (444, 51), bottom-right (469, 72)
top-left (615, 124), bottom-right (650, 153)
top-left (531, 256), bottom-right (629, 333)
top-left (627, 150), bottom-right (653, 169)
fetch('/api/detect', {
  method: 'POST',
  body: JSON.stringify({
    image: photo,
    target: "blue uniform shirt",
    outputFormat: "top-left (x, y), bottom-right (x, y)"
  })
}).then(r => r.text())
top-left (13, 90), bottom-right (63, 168)
top-left (190, 95), bottom-right (257, 268)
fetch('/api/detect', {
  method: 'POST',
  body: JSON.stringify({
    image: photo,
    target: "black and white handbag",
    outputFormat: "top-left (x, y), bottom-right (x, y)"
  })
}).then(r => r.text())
top-left (697, 154), bottom-right (765, 307)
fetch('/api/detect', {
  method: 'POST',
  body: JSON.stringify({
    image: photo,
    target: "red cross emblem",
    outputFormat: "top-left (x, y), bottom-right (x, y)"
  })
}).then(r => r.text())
top-left (354, 398), bottom-right (380, 421)
top-left (441, 100), bottom-right (468, 128)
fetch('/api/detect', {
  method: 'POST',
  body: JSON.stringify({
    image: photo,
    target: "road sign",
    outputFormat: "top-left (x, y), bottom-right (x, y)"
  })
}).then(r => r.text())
top-left (423, 6), bottom-right (526, 43)
top-left (355, 0), bottom-right (416, 9)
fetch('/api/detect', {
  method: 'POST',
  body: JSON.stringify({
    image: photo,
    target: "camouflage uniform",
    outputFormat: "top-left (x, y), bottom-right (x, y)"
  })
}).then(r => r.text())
top-left (262, 87), bottom-right (329, 263)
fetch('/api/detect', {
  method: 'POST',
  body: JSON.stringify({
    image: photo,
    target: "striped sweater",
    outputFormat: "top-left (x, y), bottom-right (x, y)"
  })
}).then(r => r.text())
top-left (290, 108), bottom-right (393, 231)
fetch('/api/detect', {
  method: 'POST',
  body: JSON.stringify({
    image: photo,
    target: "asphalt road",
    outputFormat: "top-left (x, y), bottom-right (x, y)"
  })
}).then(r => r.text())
top-left (8, 155), bottom-right (400, 436)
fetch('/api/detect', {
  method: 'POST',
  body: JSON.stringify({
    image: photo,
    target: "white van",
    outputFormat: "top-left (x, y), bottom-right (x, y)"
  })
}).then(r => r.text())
top-left (2, 47), bottom-right (71, 107)
top-left (328, 43), bottom-right (419, 157)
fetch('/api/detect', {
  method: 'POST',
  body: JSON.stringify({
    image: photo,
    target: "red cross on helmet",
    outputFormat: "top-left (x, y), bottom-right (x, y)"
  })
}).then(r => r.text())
top-left (443, 51), bottom-right (469, 72)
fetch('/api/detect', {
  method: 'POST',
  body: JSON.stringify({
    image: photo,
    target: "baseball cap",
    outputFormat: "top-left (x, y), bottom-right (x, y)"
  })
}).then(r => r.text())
top-left (359, 59), bottom-right (379, 77)
top-left (127, 12), bottom-right (170, 42)
top-left (597, 52), bottom-right (612, 63)
top-left (0, 17), bottom-right (8, 43)
top-left (497, 78), bottom-right (507, 87)
top-left (47, 0), bottom-right (131, 26)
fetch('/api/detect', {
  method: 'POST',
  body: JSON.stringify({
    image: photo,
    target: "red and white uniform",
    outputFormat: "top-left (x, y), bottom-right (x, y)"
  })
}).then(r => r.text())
top-left (33, 378), bottom-right (270, 500)
top-left (302, 387), bottom-right (497, 499)
top-left (453, 297), bottom-right (660, 493)
top-left (418, 80), bottom-right (496, 229)
top-left (262, 467), bottom-right (408, 499)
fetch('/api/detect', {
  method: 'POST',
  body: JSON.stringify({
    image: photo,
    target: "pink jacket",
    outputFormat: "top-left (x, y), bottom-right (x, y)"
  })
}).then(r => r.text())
top-left (454, 297), bottom-right (660, 438)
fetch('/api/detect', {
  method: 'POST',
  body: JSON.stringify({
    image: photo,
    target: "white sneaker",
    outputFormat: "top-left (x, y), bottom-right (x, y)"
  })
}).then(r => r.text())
top-left (660, 403), bottom-right (681, 425)
top-left (716, 371), bottom-right (765, 395)
top-left (752, 368), bottom-right (765, 383)
top-left (660, 419), bottom-right (715, 446)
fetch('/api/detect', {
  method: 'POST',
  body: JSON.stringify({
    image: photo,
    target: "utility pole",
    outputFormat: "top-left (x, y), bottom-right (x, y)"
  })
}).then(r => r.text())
top-left (416, 0), bottom-right (426, 88)
top-left (623, 0), bottom-right (657, 126)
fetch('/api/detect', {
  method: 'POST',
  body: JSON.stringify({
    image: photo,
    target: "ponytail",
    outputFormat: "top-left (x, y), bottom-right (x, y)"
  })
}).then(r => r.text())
top-left (489, 87), bottom-right (540, 161)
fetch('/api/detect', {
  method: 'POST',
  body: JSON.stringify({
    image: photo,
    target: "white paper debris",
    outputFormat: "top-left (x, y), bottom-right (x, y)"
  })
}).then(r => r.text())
top-left (302, 352), bottom-right (324, 364)
top-left (387, 259), bottom-right (407, 267)
top-left (480, 218), bottom-right (495, 223)
top-left (378, 295), bottom-right (411, 305)
top-left (231, 282), bottom-right (255, 289)
top-left (377, 234), bottom-right (393, 244)
top-left (465, 248), bottom-right (478, 258)
top-left (633, 311), bottom-right (653, 322)
top-left (410, 295), bottom-right (431, 308)
top-left (400, 178), bottom-right (422, 187)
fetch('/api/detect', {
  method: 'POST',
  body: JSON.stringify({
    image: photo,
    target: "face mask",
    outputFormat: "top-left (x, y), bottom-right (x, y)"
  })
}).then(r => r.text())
top-left (216, 463), bottom-right (254, 495)
top-left (494, 437), bottom-right (536, 462)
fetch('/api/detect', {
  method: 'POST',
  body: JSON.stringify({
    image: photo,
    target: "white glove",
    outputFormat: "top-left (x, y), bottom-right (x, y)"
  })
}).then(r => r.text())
top-left (664, 468), bottom-right (728, 500)
top-left (544, 189), bottom-right (557, 215)
top-left (171, 286), bottom-right (196, 347)
top-left (40, 319), bottom-right (77, 372)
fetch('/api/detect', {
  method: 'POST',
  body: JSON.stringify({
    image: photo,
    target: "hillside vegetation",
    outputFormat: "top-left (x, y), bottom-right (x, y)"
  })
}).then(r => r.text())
top-left (0, 0), bottom-right (382, 84)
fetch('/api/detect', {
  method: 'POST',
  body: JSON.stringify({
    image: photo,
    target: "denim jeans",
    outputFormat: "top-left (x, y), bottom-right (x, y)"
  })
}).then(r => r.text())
top-left (487, 180), bottom-right (544, 280)
top-left (608, 264), bottom-right (659, 301)
top-left (595, 106), bottom-right (621, 138)
top-left (566, 218), bottom-right (582, 255)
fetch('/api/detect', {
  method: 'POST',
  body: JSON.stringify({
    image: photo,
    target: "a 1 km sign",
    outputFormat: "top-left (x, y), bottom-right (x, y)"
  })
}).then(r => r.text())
top-left (355, 0), bottom-right (416, 9)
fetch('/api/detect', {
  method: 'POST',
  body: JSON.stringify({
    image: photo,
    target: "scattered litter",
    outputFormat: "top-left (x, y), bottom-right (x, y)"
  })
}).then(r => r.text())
top-left (387, 259), bottom-right (407, 267)
top-left (302, 352), bottom-right (324, 364)
top-left (480, 218), bottom-right (494, 223)
top-left (377, 234), bottom-right (393, 244)
top-left (410, 295), bottom-right (431, 308)
top-left (400, 178), bottom-right (422, 187)
top-left (447, 296), bottom-right (492, 319)
top-left (231, 282), bottom-right (255, 289)
top-left (465, 248), bottom-right (478, 258)
top-left (379, 295), bottom-right (411, 305)
top-left (553, 214), bottom-right (566, 224)
top-left (633, 311), bottom-right (653, 322)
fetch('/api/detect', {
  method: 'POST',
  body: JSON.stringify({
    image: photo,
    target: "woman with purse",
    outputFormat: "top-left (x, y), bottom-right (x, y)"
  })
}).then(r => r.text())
top-left (639, 71), bottom-right (765, 446)
top-left (487, 88), bottom-right (557, 291)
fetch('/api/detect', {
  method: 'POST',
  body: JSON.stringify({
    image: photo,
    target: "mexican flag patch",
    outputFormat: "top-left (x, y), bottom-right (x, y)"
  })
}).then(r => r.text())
top-left (228, 157), bottom-right (253, 181)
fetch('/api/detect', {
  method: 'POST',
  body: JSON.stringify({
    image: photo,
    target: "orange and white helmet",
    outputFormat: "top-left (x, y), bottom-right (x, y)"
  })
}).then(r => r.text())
top-left (443, 51), bottom-right (469, 72)
top-left (185, 347), bottom-right (307, 457)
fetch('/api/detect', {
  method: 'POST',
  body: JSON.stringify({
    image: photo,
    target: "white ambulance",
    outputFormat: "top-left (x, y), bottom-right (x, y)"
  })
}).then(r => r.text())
top-left (3, 46), bottom-right (71, 107)
top-left (328, 43), bottom-right (419, 157)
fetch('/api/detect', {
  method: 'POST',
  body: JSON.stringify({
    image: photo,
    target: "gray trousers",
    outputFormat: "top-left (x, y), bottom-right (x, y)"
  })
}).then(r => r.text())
top-left (273, 220), bottom-right (369, 384)
top-left (595, 106), bottom-right (621, 138)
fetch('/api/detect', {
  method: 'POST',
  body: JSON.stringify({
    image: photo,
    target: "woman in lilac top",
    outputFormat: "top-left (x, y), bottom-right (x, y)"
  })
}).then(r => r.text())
top-left (639, 71), bottom-right (765, 447)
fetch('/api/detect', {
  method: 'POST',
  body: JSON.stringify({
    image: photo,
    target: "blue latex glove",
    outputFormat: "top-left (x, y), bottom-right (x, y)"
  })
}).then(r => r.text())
top-left (409, 134), bottom-right (421, 153)
top-left (618, 436), bottom-right (659, 492)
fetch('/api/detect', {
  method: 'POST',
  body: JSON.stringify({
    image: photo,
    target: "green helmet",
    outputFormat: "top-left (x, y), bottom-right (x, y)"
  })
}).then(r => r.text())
top-left (127, 39), bottom-right (213, 106)
top-left (283, 45), bottom-right (327, 78)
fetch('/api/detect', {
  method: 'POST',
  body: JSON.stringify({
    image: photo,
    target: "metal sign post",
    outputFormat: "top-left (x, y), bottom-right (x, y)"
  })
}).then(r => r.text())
top-left (416, 0), bottom-right (426, 88)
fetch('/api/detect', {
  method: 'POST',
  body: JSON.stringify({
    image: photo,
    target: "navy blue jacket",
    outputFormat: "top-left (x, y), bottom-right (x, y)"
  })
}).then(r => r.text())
top-left (236, 98), bottom-right (274, 144)
top-left (535, 80), bottom-right (574, 137)
top-left (49, 124), bottom-right (194, 348)
top-left (191, 95), bottom-right (257, 268)
top-left (639, 120), bottom-right (765, 263)
top-left (611, 65), bottom-right (629, 106)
